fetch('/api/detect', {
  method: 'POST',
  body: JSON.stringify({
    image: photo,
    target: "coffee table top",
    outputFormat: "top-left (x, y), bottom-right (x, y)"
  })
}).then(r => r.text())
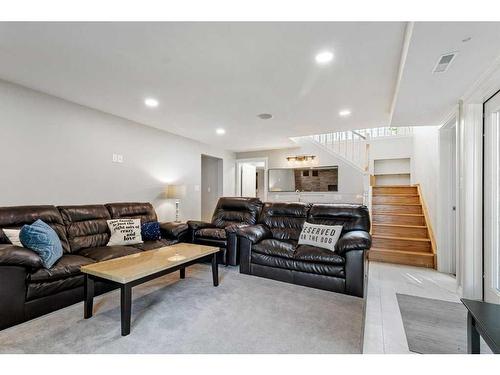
top-left (80, 243), bottom-right (219, 284)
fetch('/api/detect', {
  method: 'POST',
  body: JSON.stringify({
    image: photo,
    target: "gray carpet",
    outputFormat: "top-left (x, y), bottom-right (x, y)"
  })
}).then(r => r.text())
top-left (0, 265), bottom-right (364, 353)
top-left (397, 293), bottom-right (467, 354)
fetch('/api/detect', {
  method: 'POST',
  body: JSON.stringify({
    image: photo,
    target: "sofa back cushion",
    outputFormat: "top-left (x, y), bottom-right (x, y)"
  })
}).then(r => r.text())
top-left (58, 205), bottom-right (111, 253)
top-left (0, 205), bottom-right (70, 253)
top-left (105, 202), bottom-right (157, 224)
top-left (211, 197), bottom-right (262, 228)
top-left (307, 204), bottom-right (371, 233)
top-left (258, 202), bottom-right (310, 241)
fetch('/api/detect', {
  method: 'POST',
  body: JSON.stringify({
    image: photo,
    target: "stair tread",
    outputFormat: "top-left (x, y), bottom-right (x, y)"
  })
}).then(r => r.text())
top-left (369, 248), bottom-right (435, 256)
top-left (372, 235), bottom-right (431, 242)
top-left (373, 185), bottom-right (415, 188)
top-left (373, 203), bottom-right (422, 206)
top-left (372, 194), bottom-right (419, 196)
top-left (373, 213), bottom-right (424, 217)
top-left (372, 223), bottom-right (427, 229)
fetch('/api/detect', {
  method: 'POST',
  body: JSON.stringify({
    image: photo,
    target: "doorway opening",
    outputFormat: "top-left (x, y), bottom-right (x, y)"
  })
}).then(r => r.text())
top-left (235, 158), bottom-right (268, 201)
top-left (201, 155), bottom-right (223, 222)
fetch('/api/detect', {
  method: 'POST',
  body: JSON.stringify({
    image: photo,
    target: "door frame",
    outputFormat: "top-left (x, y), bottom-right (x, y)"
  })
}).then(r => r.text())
top-left (235, 157), bottom-right (268, 201)
top-left (438, 115), bottom-right (458, 275)
top-left (483, 89), bottom-right (500, 303)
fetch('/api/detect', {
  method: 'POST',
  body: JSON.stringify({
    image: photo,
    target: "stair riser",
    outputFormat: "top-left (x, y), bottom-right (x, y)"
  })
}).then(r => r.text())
top-left (372, 195), bottom-right (420, 204)
top-left (372, 237), bottom-right (431, 252)
top-left (369, 250), bottom-right (435, 268)
top-left (372, 225), bottom-right (428, 238)
top-left (373, 186), bottom-right (418, 195)
top-left (372, 214), bottom-right (426, 226)
top-left (373, 204), bottom-right (423, 214)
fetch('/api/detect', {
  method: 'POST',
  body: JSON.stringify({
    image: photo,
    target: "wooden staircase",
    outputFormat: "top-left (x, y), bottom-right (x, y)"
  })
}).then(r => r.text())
top-left (369, 185), bottom-right (436, 268)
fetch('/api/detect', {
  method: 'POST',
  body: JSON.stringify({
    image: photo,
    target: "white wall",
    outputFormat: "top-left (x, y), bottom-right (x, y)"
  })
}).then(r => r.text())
top-left (236, 140), bottom-right (365, 203)
top-left (0, 80), bottom-right (235, 221)
top-left (411, 126), bottom-right (440, 232)
top-left (369, 136), bottom-right (413, 173)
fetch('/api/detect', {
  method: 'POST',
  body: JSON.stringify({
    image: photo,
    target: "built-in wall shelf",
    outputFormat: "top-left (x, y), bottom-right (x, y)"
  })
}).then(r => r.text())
top-left (374, 158), bottom-right (411, 186)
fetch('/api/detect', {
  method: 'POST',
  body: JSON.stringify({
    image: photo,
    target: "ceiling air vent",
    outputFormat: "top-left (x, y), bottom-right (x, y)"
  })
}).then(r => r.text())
top-left (433, 52), bottom-right (457, 73)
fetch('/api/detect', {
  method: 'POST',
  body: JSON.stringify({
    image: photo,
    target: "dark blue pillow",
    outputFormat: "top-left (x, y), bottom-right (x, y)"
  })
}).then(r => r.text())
top-left (141, 221), bottom-right (161, 241)
top-left (20, 219), bottom-right (63, 269)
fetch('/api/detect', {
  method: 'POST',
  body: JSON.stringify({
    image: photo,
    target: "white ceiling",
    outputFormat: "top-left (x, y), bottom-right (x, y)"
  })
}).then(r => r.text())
top-left (391, 22), bottom-right (500, 126)
top-left (0, 22), bottom-right (499, 151)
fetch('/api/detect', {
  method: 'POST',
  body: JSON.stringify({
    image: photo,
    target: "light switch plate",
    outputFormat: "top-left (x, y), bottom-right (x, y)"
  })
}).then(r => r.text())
top-left (112, 153), bottom-right (124, 163)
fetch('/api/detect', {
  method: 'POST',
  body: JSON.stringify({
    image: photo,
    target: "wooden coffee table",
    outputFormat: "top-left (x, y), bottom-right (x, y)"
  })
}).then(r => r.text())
top-left (80, 243), bottom-right (220, 336)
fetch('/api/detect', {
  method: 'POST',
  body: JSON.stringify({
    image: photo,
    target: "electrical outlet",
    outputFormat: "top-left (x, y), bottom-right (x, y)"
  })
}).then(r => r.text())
top-left (112, 153), bottom-right (118, 162)
top-left (117, 154), bottom-right (124, 163)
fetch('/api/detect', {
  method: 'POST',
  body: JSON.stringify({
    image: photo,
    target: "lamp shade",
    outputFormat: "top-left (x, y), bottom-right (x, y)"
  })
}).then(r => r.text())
top-left (166, 185), bottom-right (186, 199)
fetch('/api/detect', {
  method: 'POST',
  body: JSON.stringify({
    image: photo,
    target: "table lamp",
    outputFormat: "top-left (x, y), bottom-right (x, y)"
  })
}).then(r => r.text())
top-left (166, 185), bottom-right (186, 222)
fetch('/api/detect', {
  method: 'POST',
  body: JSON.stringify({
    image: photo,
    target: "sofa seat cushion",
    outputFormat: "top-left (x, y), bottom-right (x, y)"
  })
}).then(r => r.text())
top-left (252, 239), bottom-right (297, 259)
top-left (29, 254), bottom-right (94, 282)
top-left (251, 253), bottom-right (345, 278)
top-left (195, 227), bottom-right (226, 240)
top-left (131, 239), bottom-right (176, 251)
top-left (27, 275), bottom-right (84, 301)
top-left (294, 245), bottom-right (345, 265)
top-left (78, 245), bottom-right (142, 262)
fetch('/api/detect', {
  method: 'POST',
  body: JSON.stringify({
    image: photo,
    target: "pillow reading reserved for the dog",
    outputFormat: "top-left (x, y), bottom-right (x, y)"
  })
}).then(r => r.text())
top-left (298, 222), bottom-right (343, 252)
top-left (106, 219), bottom-right (143, 246)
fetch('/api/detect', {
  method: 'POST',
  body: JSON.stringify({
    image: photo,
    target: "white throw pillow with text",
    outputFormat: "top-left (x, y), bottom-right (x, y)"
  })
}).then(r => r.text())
top-left (106, 219), bottom-right (143, 246)
top-left (298, 222), bottom-right (343, 252)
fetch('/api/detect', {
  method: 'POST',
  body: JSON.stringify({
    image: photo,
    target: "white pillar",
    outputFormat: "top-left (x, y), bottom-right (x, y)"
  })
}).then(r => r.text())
top-left (457, 102), bottom-right (483, 299)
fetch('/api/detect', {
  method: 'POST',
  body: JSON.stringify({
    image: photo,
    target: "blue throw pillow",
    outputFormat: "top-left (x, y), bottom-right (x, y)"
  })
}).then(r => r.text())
top-left (20, 219), bottom-right (63, 269)
top-left (141, 221), bottom-right (161, 241)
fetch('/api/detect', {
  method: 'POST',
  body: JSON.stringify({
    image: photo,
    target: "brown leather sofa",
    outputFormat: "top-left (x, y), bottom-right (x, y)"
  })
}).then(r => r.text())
top-left (0, 202), bottom-right (188, 331)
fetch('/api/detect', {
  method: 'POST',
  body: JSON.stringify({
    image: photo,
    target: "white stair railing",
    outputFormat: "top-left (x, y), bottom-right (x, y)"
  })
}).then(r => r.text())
top-left (302, 126), bottom-right (413, 171)
top-left (309, 131), bottom-right (368, 172)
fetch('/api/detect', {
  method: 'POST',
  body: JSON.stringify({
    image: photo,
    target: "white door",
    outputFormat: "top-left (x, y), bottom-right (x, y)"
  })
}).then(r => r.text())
top-left (484, 91), bottom-right (500, 303)
top-left (241, 164), bottom-right (257, 197)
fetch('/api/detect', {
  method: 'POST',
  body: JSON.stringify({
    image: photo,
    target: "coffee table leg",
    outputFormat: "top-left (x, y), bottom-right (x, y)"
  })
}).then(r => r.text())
top-left (84, 274), bottom-right (94, 319)
top-left (212, 252), bottom-right (219, 287)
top-left (467, 311), bottom-right (480, 354)
top-left (180, 268), bottom-right (185, 279)
top-left (121, 284), bottom-right (132, 336)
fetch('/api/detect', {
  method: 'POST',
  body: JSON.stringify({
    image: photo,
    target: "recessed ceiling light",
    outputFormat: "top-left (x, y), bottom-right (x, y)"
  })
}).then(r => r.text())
top-left (216, 128), bottom-right (226, 135)
top-left (144, 98), bottom-right (159, 108)
top-left (339, 109), bottom-right (352, 117)
top-left (257, 113), bottom-right (273, 120)
top-left (315, 51), bottom-right (334, 65)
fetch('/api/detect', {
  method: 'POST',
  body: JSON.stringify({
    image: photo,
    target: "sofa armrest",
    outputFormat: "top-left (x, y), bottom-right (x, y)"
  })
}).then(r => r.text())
top-left (0, 244), bottom-right (43, 269)
top-left (236, 224), bottom-right (272, 244)
top-left (225, 223), bottom-right (250, 234)
top-left (187, 220), bottom-right (216, 231)
top-left (160, 222), bottom-right (189, 242)
top-left (335, 230), bottom-right (372, 256)
top-left (345, 249), bottom-right (367, 298)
